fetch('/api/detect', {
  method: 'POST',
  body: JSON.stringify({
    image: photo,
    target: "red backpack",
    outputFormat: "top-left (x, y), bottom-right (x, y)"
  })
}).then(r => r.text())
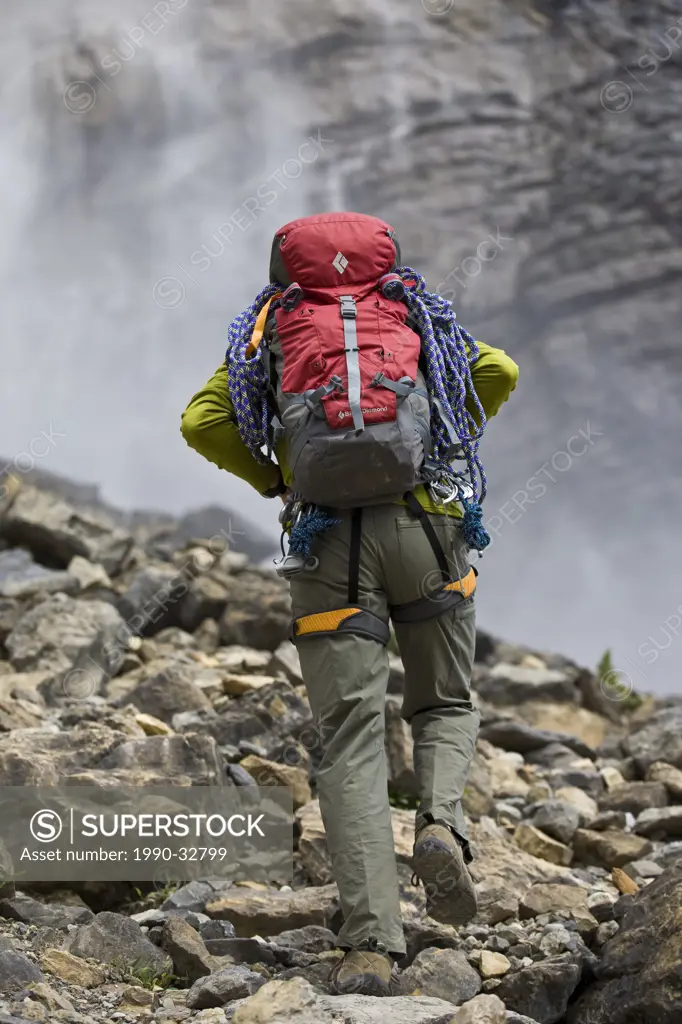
top-left (261, 212), bottom-right (431, 507)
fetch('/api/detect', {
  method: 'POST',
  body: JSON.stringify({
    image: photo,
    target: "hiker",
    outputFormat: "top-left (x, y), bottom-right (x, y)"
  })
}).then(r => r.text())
top-left (181, 212), bottom-right (519, 996)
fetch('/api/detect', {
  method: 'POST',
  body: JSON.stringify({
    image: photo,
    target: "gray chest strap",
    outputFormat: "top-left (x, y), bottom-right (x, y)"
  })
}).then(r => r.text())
top-left (340, 295), bottom-right (364, 431)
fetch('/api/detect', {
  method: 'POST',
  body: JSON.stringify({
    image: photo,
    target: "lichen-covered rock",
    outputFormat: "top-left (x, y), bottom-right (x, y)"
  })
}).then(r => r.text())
top-left (205, 884), bottom-right (338, 937)
top-left (495, 953), bottom-right (582, 1024)
top-left (569, 861), bottom-right (682, 1024)
top-left (5, 592), bottom-right (125, 688)
top-left (399, 947), bottom-right (481, 1003)
top-left (187, 964), bottom-right (267, 1008)
top-left (572, 829), bottom-right (653, 869)
top-left (66, 911), bottom-right (172, 976)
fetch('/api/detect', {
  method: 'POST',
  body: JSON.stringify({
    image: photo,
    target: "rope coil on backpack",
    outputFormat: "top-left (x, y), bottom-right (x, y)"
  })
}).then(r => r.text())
top-left (225, 274), bottom-right (491, 552)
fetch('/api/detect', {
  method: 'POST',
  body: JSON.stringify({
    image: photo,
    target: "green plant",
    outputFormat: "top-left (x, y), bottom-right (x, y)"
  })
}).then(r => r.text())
top-left (596, 648), bottom-right (643, 711)
top-left (118, 958), bottom-right (184, 990)
top-left (388, 786), bottom-right (419, 811)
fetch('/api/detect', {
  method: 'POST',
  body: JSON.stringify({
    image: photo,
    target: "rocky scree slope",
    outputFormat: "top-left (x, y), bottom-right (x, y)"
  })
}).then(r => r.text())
top-left (1, 478), bottom-right (682, 1023)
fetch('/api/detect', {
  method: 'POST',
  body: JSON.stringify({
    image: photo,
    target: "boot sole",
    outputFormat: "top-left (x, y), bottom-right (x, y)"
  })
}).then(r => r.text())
top-left (413, 837), bottom-right (478, 927)
top-left (331, 972), bottom-right (393, 997)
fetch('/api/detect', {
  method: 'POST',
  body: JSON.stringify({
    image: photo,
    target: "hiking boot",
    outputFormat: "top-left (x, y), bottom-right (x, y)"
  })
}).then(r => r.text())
top-left (413, 821), bottom-right (478, 926)
top-left (329, 948), bottom-right (394, 997)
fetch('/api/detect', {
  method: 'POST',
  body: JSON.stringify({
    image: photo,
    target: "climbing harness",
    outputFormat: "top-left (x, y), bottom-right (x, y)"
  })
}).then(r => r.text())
top-left (289, 493), bottom-right (477, 643)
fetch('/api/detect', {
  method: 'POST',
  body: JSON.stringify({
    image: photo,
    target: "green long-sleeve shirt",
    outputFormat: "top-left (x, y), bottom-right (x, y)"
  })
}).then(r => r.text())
top-left (181, 341), bottom-right (519, 515)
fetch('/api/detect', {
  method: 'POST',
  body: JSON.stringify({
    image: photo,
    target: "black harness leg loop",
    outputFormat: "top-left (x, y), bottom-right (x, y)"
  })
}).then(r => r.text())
top-left (403, 491), bottom-right (450, 581)
top-left (348, 508), bottom-right (363, 604)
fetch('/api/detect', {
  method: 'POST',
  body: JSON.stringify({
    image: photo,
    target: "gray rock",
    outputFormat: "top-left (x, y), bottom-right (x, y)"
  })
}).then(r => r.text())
top-left (385, 695), bottom-right (416, 797)
top-left (130, 908), bottom-right (168, 927)
top-left (219, 571), bottom-right (292, 651)
top-left (206, 937), bottom-right (277, 966)
top-left (163, 881), bottom-right (231, 916)
top-left (634, 806), bottom-right (682, 841)
top-left (121, 665), bottom-right (213, 725)
top-left (479, 721), bottom-right (594, 760)
top-left (447, 994), bottom-right (507, 1022)
top-left (186, 964), bottom-right (266, 1008)
top-left (506, 1015), bottom-right (543, 1024)
top-left (117, 565), bottom-right (190, 635)
top-left (5, 592), bottom-right (125, 690)
top-left (161, 915), bottom-right (216, 982)
top-left (624, 708), bottom-right (682, 774)
top-left (0, 892), bottom-right (93, 928)
top-left (0, 949), bottom-right (44, 992)
top-left (594, 921), bottom-right (619, 946)
top-left (228, 763), bottom-right (259, 787)
top-left (623, 859), bottom-right (663, 879)
top-left (267, 926), bottom-right (338, 953)
top-left (0, 597), bottom-right (20, 644)
top-left (586, 891), bottom-right (618, 923)
top-left (573, 828), bottom-right (653, 868)
top-left (97, 732), bottom-right (226, 785)
top-left (316, 992), bottom-right (463, 1024)
top-left (66, 911), bottom-right (172, 976)
top-left (267, 642), bottom-right (303, 686)
top-left (525, 743), bottom-right (581, 769)
top-left (0, 486), bottom-right (133, 574)
top-left (495, 953), bottom-right (582, 1024)
top-left (568, 860), bottom-right (682, 1023)
top-left (494, 801), bottom-right (523, 825)
top-left (180, 573), bottom-right (230, 633)
top-left (599, 781), bottom-right (668, 816)
top-left (200, 919), bottom-right (238, 941)
top-left (0, 548), bottom-right (78, 599)
top-left (546, 769), bottom-right (605, 800)
top-left (586, 811), bottom-right (627, 832)
top-left (527, 800), bottom-right (581, 845)
top-left (398, 946), bottom-right (482, 1004)
top-left (476, 663), bottom-right (575, 705)
top-left (204, 884), bottom-right (338, 938)
top-left (229, 976), bottom-right (465, 1024)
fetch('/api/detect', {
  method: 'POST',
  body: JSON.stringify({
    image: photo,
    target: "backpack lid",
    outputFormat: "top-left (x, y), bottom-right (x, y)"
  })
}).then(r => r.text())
top-left (269, 212), bottom-right (401, 289)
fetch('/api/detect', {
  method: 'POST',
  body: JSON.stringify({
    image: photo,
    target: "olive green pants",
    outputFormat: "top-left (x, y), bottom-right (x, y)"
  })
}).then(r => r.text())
top-left (290, 503), bottom-right (480, 956)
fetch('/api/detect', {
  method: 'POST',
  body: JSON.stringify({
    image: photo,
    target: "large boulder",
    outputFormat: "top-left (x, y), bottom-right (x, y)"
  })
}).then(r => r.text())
top-left (0, 949), bottom-right (44, 992)
top-left (117, 564), bottom-right (191, 635)
top-left (66, 911), bottom-right (172, 977)
top-left (475, 663), bottom-right (576, 705)
top-left (220, 571), bottom-right (292, 651)
top-left (569, 861), bottom-right (682, 1023)
top-left (624, 707), bottom-right (682, 773)
top-left (0, 720), bottom-right (134, 785)
top-left (398, 947), bottom-right (482, 1004)
top-left (0, 486), bottom-right (133, 574)
top-left (121, 665), bottom-right (213, 725)
top-left (495, 953), bottom-right (582, 1024)
top-left (231, 976), bottom-right (461, 1024)
top-left (97, 732), bottom-right (226, 786)
top-left (572, 829), bottom-right (653, 869)
top-left (479, 720), bottom-right (594, 759)
top-left (5, 592), bottom-right (125, 695)
top-left (204, 884), bottom-right (339, 937)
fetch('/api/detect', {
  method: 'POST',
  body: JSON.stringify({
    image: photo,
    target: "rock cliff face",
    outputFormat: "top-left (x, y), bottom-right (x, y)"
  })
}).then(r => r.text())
top-left (209, 0), bottom-right (682, 684)
top-left (1, 0), bottom-right (680, 682)
top-left (2, 478), bottom-right (682, 1022)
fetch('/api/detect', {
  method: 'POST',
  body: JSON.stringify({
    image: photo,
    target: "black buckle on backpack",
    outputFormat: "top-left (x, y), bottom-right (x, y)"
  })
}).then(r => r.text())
top-left (340, 296), bottom-right (357, 319)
